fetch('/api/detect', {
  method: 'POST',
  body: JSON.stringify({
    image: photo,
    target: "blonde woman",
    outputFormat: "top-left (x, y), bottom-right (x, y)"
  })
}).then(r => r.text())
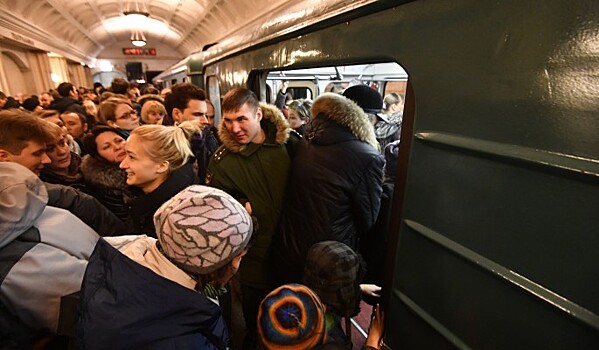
top-left (120, 120), bottom-right (202, 236)
top-left (140, 100), bottom-right (166, 125)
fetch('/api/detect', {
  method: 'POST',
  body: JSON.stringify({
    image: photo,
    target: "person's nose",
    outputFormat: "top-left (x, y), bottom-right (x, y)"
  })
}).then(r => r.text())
top-left (41, 153), bottom-right (51, 165)
top-left (231, 122), bottom-right (241, 133)
top-left (119, 156), bottom-right (129, 169)
top-left (199, 115), bottom-right (209, 126)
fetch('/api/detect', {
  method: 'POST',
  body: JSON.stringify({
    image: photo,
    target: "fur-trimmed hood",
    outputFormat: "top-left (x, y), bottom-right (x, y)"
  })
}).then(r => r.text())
top-left (218, 102), bottom-right (290, 153)
top-left (81, 155), bottom-right (127, 189)
top-left (311, 93), bottom-right (379, 150)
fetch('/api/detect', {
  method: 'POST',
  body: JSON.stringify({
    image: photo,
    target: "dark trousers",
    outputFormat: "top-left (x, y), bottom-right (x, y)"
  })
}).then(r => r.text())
top-left (241, 283), bottom-right (270, 350)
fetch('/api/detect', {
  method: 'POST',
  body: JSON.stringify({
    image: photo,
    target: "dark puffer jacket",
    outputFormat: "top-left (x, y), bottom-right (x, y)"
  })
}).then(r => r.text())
top-left (78, 239), bottom-right (230, 350)
top-left (273, 93), bottom-right (385, 283)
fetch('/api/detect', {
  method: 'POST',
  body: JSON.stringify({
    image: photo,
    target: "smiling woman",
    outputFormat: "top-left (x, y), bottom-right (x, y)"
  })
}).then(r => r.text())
top-left (120, 120), bottom-right (202, 236)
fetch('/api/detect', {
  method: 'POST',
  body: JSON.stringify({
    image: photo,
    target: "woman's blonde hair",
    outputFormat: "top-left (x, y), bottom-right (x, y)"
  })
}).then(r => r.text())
top-left (383, 93), bottom-right (403, 113)
top-left (130, 120), bottom-right (201, 172)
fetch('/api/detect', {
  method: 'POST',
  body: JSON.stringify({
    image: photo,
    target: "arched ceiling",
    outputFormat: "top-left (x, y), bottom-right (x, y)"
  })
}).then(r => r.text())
top-left (0, 0), bottom-right (297, 62)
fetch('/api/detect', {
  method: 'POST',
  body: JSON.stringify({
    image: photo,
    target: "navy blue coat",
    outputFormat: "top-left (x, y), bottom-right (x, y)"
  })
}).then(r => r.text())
top-left (78, 239), bottom-right (230, 350)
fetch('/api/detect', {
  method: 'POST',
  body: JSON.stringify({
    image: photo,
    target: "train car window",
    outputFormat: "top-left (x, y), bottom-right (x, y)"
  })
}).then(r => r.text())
top-left (206, 75), bottom-right (221, 124)
top-left (266, 62), bottom-right (407, 102)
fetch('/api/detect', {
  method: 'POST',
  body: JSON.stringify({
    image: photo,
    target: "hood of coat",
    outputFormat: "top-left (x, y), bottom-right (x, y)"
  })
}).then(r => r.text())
top-left (81, 155), bottom-right (127, 189)
top-left (218, 102), bottom-right (290, 153)
top-left (311, 93), bottom-right (379, 150)
top-left (0, 162), bottom-right (48, 248)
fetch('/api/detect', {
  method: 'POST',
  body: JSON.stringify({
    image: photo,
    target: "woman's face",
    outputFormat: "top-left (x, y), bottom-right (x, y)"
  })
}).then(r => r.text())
top-left (96, 131), bottom-right (127, 164)
top-left (119, 134), bottom-right (167, 193)
top-left (110, 104), bottom-right (140, 131)
top-left (288, 109), bottom-right (305, 130)
top-left (46, 133), bottom-right (71, 171)
top-left (142, 111), bottom-right (164, 125)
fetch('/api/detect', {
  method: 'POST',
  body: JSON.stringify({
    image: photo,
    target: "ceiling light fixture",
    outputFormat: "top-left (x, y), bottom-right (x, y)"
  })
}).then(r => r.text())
top-left (130, 29), bottom-right (147, 47)
top-left (124, 1), bottom-right (150, 47)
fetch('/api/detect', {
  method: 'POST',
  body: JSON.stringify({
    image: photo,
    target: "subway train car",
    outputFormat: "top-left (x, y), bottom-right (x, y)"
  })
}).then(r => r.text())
top-left (157, 0), bottom-right (599, 348)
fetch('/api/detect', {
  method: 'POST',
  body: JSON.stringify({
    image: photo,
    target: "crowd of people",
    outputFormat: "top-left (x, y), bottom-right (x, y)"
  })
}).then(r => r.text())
top-left (0, 78), bottom-right (404, 349)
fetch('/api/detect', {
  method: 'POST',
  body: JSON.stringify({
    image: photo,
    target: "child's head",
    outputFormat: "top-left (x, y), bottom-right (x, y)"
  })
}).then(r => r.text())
top-left (257, 284), bottom-right (327, 349)
top-left (154, 185), bottom-right (253, 288)
top-left (303, 241), bottom-right (366, 318)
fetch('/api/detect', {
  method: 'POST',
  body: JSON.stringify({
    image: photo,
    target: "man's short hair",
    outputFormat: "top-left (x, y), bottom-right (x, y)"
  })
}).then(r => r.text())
top-left (164, 83), bottom-right (206, 116)
top-left (57, 82), bottom-right (74, 98)
top-left (0, 91), bottom-right (6, 100)
top-left (0, 110), bottom-right (54, 154)
top-left (110, 78), bottom-right (129, 95)
top-left (221, 87), bottom-right (259, 113)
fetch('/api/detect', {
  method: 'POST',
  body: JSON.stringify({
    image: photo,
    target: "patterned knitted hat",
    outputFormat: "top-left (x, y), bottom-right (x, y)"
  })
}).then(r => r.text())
top-left (154, 185), bottom-right (253, 274)
top-left (303, 241), bottom-right (366, 318)
top-left (258, 284), bottom-right (327, 349)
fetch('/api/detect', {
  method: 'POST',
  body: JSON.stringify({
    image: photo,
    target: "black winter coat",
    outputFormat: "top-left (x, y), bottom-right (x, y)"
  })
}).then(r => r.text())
top-left (124, 162), bottom-right (196, 236)
top-left (80, 155), bottom-right (129, 221)
top-left (273, 93), bottom-right (385, 283)
top-left (48, 97), bottom-right (86, 115)
top-left (45, 182), bottom-right (125, 236)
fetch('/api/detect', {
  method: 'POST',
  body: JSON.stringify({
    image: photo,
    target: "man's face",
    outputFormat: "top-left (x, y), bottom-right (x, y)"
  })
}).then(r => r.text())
top-left (62, 112), bottom-right (87, 139)
top-left (222, 103), bottom-right (264, 145)
top-left (40, 93), bottom-right (53, 108)
top-left (206, 102), bottom-right (216, 128)
top-left (0, 141), bottom-right (51, 175)
top-left (175, 99), bottom-right (208, 125)
top-left (70, 86), bottom-right (79, 99)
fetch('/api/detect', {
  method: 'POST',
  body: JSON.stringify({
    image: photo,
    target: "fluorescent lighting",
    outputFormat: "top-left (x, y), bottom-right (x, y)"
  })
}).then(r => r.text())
top-left (131, 40), bottom-right (146, 47)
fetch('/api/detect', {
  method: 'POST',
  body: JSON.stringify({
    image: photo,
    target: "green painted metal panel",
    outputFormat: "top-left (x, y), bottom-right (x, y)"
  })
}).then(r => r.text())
top-left (202, 0), bottom-right (599, 348)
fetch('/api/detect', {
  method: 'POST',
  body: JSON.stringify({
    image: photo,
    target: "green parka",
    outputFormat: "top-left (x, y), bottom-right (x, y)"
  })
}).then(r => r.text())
top-left (206, 103), bottom-right (298, 289)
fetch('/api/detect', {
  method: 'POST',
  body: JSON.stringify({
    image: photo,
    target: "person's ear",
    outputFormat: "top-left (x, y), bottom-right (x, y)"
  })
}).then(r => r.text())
top-left (255, 107), bottom-right (262, 122)
top-left (0, 149), bottom-right (12, 161)
top-left (230, 249), bottom-right (248, 271)
top-left (156, 160), bottom-right (169, 174)
top-left (106, 120), bottom-right (116, 128)
top-left (172, 108), bottom-right (183, 124)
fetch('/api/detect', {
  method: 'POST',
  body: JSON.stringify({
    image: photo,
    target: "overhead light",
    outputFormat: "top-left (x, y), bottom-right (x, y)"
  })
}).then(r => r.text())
top-left (130, 29), bottom-right (147, 47)
top-left (124, 2), bottom-right (149, 47)
top-left (131, 39), bottom-right (147, 47)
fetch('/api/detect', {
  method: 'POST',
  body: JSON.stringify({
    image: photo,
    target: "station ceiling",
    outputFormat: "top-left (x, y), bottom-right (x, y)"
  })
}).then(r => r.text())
top-left (0, 0), bottom-right (296, 62)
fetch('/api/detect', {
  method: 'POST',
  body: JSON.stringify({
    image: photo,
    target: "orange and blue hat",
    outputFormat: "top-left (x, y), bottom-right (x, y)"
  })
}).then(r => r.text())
top-left (257, 284), bottom-right (327, 349)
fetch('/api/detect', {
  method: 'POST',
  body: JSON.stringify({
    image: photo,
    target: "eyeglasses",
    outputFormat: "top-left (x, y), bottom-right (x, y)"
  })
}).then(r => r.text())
top-left (117, 109), bottom-right (138, 120)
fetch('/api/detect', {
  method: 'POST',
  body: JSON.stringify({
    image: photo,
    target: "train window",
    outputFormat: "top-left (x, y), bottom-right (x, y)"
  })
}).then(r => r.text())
top-left (206, 75), bottom-right (221, 125)
top-left (266, 62), bottom-right (407, 103)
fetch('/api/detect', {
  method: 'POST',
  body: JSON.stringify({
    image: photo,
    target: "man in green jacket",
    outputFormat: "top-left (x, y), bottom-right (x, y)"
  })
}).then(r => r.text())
top-left (206, 87), bottom-right (299, 349)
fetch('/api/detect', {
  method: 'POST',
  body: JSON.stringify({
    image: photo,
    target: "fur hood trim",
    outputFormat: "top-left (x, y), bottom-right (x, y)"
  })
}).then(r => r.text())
top-left (312, 93), bottom-right (379, 150)
top-left (218, 102), bottom-right (290, 153)
top-left (81, 155), bottom-right (127, 189)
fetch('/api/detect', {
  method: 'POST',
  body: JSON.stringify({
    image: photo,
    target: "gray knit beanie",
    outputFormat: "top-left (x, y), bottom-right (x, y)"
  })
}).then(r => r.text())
top-left (154, 185), bottom-right (253, 274)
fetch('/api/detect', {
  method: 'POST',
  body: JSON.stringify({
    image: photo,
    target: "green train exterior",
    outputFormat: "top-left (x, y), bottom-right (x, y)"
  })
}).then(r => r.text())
top-left (175, 0), bottom-right (599, 348)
